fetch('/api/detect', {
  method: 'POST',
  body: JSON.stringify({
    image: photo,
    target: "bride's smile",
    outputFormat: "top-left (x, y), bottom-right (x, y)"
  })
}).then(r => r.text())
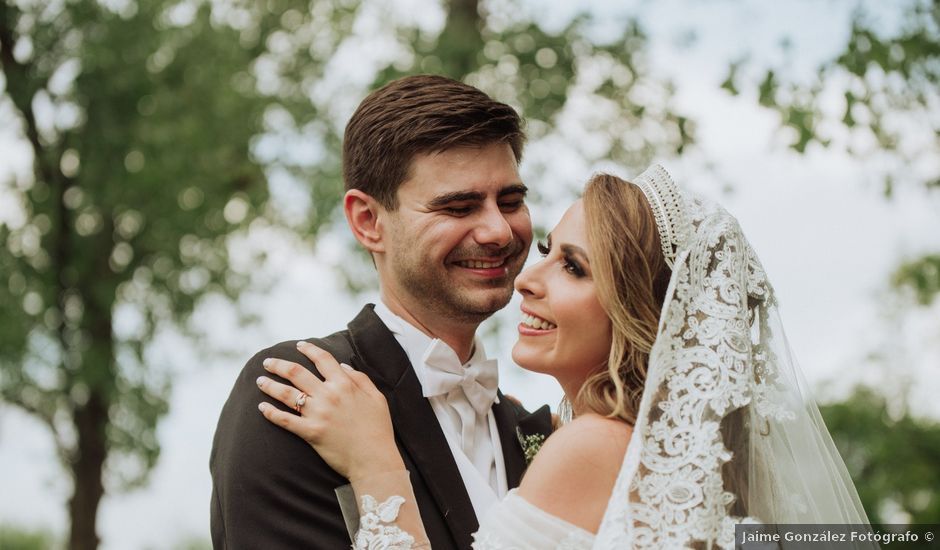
top-left (511, 199), bottom-right (612, 393)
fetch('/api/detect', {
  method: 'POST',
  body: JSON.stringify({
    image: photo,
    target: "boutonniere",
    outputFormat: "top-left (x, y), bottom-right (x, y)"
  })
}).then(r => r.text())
top-left (516, 427), bottom-right (546, 466)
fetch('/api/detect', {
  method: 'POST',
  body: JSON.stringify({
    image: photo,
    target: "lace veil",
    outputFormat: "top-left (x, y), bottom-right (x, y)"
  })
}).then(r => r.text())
top-left (593, 166), bottom-right (872, 549)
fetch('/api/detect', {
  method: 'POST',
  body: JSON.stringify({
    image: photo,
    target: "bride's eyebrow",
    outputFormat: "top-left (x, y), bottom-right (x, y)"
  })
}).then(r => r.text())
top-left (560, 244), bottom-right (590, 265)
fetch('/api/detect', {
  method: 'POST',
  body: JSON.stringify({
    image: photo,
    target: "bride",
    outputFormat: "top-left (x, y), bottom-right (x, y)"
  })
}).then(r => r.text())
top-left (255, 165), bottom-right (872, 549)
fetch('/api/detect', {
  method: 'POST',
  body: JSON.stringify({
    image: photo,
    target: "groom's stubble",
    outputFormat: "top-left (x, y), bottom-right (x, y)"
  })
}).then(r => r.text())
top-left (385, 215), bottom-right (527, 324)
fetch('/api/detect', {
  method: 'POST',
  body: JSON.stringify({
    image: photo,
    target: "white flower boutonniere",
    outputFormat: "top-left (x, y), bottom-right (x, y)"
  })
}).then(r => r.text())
top-left (516, 427), bottom-right (547, 466)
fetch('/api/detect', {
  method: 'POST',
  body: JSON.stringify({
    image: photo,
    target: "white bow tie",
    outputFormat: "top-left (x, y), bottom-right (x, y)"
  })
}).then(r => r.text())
top-left (420, 339), bottom-right (499, 415)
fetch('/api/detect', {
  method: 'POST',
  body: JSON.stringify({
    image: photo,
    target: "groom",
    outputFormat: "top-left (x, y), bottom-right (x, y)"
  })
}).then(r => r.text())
top-left (210, 75), bottom-right (553, 549)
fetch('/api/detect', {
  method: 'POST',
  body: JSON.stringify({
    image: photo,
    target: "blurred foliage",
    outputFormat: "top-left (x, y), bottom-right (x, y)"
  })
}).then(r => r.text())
top-left (820, 387), bottom-right (940, 525)
top-left (0, 523), bottom-right (57, 550)
top-left (724, 1), bottom-right (940, 312)
top-left (376, 0), bottom-right (693, 156)
top-left (893, 254), bottom-right (940, 306)
top-left (722, 0), bottom-right (938, 194)
top-left (165, 536), bottom-right (211, 550)
top-left (0, 0), bottom-right (354, 547)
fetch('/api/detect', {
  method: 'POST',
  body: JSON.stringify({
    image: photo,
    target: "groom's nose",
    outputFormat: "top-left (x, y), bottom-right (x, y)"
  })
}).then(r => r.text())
top-left (472, 204), bottom-right (514, 248)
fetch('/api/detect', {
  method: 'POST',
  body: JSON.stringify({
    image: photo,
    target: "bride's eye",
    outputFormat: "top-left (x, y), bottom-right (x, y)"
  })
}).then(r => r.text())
top-left (536, 240), bottom-right (549, 256)
top-left (563, 257), bottom-right (586, 278)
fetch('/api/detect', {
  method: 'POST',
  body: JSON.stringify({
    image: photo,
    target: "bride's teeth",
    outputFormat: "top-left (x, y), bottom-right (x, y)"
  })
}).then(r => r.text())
top-left (522, 313), bottom-right (556, 330)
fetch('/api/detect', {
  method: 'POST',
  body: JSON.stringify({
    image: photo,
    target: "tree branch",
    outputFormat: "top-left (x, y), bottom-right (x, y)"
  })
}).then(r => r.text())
top-left (1, 380), bottom-right (75, 465)
top-left (0, 3), bottom-right (57, 188)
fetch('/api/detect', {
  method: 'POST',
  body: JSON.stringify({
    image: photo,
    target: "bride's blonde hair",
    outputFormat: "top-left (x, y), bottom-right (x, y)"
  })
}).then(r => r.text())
top-left (577, 173), bottom-right (672, 424)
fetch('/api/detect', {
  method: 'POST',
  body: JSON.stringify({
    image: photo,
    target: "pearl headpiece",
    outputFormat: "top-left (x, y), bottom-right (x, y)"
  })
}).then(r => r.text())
top-left (632, 165), bottom-right (690, 269)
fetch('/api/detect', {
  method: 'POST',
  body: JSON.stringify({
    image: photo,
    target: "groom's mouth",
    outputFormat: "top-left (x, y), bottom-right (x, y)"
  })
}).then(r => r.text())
top-left (452, 257), bottom-right (510, 278)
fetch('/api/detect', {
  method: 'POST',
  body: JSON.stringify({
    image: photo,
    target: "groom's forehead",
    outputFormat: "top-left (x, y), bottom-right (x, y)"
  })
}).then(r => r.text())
top-left (398, 146), bottom-right (522, 196)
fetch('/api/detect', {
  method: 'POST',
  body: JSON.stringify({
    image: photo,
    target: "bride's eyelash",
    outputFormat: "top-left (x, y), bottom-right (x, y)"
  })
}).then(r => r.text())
top-left (563, 256), bottom-right (586, 278)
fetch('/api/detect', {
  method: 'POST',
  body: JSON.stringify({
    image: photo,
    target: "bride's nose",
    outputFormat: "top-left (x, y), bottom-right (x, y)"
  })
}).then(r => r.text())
top-left (514, 261), bottom-right (545, 297)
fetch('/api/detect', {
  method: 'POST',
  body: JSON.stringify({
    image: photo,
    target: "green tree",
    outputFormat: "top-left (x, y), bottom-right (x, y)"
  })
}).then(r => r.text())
top-left (0, 523), bottom-right (57, 550)
top-left (0, 0), bottom-right (354, 547)
top-left (723, 0), bottom-right (939, 302)
top-left (820, 387), bottom-right (940, 525)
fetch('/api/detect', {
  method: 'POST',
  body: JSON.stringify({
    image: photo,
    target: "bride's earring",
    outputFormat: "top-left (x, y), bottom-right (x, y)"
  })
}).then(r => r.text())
top-left (558, 396), bottom-right (574, 426)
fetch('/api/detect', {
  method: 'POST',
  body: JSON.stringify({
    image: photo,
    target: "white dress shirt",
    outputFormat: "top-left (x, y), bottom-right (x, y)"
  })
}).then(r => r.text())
top-left (372, 302), bottom-right (508, 517)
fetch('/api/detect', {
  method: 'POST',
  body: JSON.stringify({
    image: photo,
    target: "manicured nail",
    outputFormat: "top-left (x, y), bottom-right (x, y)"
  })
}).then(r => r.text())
top-left (263, 358), bottom-right (273, 369)
top-left (296, 341), bottom-right (308, 348)
top-left (256, 376), bottom-right (266, 388)
top-left (340, 363), bottom-right (353, 371)
top-left (258, 402), bottom-right (267, 412)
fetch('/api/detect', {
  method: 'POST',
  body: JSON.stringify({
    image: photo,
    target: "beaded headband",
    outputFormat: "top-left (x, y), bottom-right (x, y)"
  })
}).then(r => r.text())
top-left (632, 165), bottom-right (690, 269)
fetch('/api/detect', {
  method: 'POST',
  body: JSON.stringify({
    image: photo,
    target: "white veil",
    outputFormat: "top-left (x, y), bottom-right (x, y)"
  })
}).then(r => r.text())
top-left (593, 166), bottom-right (872, 549)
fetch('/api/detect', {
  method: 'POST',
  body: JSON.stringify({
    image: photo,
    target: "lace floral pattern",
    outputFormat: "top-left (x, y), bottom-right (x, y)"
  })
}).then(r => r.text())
top-left (595, 195), bottom-right (797, 549)
top-left (353, 494), bottom-right (417, 550)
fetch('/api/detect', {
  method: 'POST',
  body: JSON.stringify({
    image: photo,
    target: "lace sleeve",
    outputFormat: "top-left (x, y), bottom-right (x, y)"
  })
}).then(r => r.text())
top-left (350, 470), bottom-right (431, 550)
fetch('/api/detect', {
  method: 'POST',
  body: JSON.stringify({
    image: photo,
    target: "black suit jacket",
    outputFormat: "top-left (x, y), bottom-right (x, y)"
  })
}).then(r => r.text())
top-left (210, 305), bottom-right (553, 549)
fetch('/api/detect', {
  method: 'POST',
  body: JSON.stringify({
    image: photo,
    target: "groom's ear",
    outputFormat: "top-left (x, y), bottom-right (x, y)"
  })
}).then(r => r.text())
top-left (344, 189), bottom-right (387, 254)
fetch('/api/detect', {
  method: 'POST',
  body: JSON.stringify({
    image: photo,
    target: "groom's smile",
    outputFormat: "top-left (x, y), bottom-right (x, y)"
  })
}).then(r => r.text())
top-left (453, 258), bottom-right (511, 278)
top-left (449, 241), bottom-right (527, 280)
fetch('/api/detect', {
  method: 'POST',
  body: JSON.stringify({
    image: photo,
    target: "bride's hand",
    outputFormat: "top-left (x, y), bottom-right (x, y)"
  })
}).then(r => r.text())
top-left (255, 341), bottom-right (405, 481)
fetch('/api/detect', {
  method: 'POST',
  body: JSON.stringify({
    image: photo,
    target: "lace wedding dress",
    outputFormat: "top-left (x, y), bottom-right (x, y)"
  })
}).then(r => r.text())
top-left (472, 490), bottom-right (594, 549)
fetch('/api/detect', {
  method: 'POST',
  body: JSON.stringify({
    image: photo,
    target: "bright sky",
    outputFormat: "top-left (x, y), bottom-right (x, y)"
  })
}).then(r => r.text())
top-left (1, 1), bottom-right (938, 548)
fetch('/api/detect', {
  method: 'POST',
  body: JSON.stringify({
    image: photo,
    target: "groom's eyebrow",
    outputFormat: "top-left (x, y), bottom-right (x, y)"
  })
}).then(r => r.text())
top-left (498, 184), bottom-right (528, 198)
top-left (426, 183), bottom-right (527, 208)
top-left (427, 191), bottom-right (485, 207)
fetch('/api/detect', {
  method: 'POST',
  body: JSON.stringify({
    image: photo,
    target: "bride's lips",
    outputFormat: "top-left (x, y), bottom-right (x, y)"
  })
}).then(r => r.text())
top-left (518, 305), bottom-right (557, 336)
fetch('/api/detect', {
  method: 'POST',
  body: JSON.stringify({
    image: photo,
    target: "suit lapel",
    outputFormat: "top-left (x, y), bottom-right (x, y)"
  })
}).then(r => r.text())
top-left (346, 305), bottom-right (478, 549)
top-left (492, 396), bottom-right (554, 488)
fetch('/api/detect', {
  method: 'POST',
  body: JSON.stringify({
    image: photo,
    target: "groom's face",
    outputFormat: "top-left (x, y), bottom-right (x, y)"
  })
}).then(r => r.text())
top-left (382, 142), bottom-right (532, 323)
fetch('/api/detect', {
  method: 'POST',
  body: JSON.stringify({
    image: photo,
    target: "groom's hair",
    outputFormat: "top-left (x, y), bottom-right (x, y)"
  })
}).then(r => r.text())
top-left (343, 74), bottom-right (525, 210)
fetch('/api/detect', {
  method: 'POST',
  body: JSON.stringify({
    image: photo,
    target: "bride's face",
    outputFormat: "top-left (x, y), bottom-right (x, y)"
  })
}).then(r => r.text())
top-left (511, 200), bottom-right (612, 390)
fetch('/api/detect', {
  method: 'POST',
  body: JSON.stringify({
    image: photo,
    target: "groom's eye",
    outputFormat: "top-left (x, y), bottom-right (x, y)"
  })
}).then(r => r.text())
top-left (498, 198), bottom-right (525, 212)
top-left (443, 205), bottom-right (473, 215)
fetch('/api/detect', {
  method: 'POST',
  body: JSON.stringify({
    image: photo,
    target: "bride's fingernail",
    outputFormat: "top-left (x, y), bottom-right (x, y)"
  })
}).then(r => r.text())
top-left (258, 402), bottom-right (267, 412)
top-left (296, 341), bottom-right (308, 349)
top-left (256, 376), bottom-right (266, 388)
top-left (262, 358), bottom-right (273, 369)
top-left (340, 363), bottom-right (353, 371)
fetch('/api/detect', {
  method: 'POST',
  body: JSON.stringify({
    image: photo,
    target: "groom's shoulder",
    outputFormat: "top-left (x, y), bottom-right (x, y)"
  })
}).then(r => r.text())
top-left (240, 303), bottom-right (383, 369)
top-left (245, 328), bottom-right (356, 369)
top-left (219, 328), bottom-right (357, 409)
top-left (212, 327), bottom-right (356, 448)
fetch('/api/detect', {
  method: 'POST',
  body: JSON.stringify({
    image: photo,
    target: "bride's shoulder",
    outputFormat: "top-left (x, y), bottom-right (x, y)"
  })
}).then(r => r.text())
top-left (516, 413), bottom-right (632, 533)
top-left (527, 413), bottom-right (632, 475)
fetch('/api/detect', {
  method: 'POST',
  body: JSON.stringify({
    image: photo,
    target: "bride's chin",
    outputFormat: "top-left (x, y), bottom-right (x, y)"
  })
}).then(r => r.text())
top-left (511, 343), bottom-right (545, 374)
